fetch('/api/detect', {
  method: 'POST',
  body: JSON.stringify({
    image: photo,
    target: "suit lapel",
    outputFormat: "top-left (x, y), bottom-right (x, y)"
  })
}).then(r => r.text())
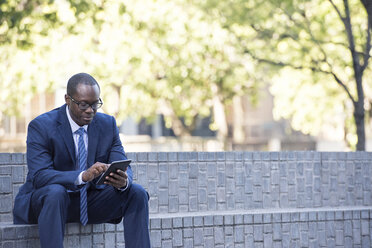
top-left (87, 118), bottom-right (99, 167)
top-left (57, 105), bottom-right (76, 166)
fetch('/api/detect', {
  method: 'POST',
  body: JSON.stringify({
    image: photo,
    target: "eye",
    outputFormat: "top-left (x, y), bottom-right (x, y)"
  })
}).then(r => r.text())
top-left (79, 102), bottom-right (90, 109)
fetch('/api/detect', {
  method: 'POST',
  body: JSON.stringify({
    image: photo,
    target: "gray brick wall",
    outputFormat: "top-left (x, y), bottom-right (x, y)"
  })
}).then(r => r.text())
top-left (2, 209), bottom-right (371, 247)
top-left (127, 151), bottom-right (372, 214)
top-left (1, 152), bottom-right (372, 247)
top-left (0, 153), bottom-right (26, 223)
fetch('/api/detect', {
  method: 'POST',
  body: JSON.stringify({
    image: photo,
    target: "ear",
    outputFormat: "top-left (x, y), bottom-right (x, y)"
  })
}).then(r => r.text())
top-left (65, 94), bottom-right (70, 106)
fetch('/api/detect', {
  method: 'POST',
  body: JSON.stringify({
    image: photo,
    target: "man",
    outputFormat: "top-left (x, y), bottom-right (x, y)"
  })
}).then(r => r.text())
top-left (13, 73), bottom-right (151, 248)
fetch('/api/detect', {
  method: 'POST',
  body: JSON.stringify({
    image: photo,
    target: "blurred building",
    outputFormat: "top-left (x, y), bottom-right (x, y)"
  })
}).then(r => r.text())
top-left (0, 92), bottom-right (56, 152)
top-left (0, 87), bottom-right (349, 153)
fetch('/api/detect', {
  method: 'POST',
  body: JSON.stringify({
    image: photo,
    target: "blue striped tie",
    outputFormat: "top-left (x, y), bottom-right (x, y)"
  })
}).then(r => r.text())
top-left (76, 128), bottom-right (88, 226)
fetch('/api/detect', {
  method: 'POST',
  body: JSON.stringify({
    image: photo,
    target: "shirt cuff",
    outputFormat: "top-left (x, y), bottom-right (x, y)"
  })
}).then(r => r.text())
top-left (118, 181), bottom-right (129, 191)
top-left (75, 171), bottom-right (87, 185)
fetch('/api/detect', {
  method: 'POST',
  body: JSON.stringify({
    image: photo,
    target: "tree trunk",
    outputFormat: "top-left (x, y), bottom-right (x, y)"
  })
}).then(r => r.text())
top-left (354, 104), bottom-right (365, 150)
top-left (358, 0), bottom-right (372, 150)
top-left (361, 0), bottom-right (372, 29)
top-left (232, 96), bottom-right (245, 144)
top-left (211, 84), bottom-right (229, 149)
top-left (212, 95), bottom-right (228, 139)
top-left (343, 0), bottom-right (367, 150)
top-left (354, 72), bottom-right (366, 151)
top-left (159, 100), bottom-right (191, 137)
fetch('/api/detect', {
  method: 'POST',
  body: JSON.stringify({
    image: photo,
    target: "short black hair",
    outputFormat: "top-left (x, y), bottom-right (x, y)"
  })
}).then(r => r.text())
top-left (67, 73), bottom-right (100, 97)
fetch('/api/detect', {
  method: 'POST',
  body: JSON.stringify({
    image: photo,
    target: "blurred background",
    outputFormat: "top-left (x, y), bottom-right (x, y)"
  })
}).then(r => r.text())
top-left (1, 0), bottom-right (372, 152)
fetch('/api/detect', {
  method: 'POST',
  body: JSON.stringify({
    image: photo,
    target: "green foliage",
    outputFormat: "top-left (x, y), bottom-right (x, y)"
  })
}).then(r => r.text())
top-left (199, 0), bottom-right (371, 147)
top-left (2, 0), bottom-right (370, 145)
top-left (84, 0), bottom-right (257, 134)
top-left (0, 0), bottom-right (101, 47)
top-left (0, 0), bottom-right (258, 138)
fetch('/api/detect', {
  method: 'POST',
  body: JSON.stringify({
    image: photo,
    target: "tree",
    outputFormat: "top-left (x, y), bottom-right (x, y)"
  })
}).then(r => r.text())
top-left (1, 0), bottom-right (260, 148)
top-left (0, 0), bottom-right (104, 48)
top-left (87, 0), bottom-right (259, 146)
top-left (199, 0), bottom-right (371, 150)
top-left (0, 0), bottom-right (103, 117)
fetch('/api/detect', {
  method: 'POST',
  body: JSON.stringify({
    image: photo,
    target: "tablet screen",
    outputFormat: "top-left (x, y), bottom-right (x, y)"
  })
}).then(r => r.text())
top-left (96, 159), bottom-right (131, 185)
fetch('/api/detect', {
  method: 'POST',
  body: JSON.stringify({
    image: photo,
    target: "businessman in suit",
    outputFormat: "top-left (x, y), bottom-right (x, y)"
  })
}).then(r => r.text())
top-left (13, 73), bottom-right (150, 248)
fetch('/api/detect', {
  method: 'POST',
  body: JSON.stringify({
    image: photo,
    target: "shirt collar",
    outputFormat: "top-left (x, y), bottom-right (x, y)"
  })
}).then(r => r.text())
top-left (66, 105), bottom-right (88, 133)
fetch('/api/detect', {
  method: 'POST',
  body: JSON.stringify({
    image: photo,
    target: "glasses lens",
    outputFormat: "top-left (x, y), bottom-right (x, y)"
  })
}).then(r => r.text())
top-left (94, 99), bottom-right (103, 110)
top-left (75, 98), bottom-right (103, 110)
top-left (80, 101), bottom-right (102, 110)
top-left (78, 102), bottom-right (90, 110)
top-left (92, 102), bottom-right (102, 109)
top-left (94, 102), bottom-right (103, 110)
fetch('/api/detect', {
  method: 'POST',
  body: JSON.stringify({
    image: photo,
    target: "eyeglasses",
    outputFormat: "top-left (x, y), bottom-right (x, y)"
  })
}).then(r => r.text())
top-left (68, 95), bottom-right (103, 110)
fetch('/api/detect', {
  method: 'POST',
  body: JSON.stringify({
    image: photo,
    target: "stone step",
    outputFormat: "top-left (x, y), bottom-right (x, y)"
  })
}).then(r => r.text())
top-left (2, 151), bottom-right (372, 224)
top-left (2, 152), bottom-right (372, 247)
top-left (1, 207), bottom-right (371, 248)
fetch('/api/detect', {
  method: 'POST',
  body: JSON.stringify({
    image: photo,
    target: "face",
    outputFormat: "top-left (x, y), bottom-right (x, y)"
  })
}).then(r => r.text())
top-left (65, 83), bottom-right (100, 126)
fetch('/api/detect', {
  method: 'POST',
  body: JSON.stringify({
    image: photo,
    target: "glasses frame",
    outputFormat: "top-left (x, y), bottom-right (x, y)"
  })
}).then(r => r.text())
top-left (68, 95), bottom-right (103, 111)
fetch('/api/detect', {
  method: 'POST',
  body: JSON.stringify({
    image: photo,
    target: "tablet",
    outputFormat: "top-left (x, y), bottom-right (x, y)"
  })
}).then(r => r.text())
top-left (96, 159), bottom-right (132, 185)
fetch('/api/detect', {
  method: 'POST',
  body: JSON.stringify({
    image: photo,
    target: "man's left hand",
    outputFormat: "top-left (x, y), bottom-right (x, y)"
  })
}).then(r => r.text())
top-left (104, 169), bottom-right (128, 189)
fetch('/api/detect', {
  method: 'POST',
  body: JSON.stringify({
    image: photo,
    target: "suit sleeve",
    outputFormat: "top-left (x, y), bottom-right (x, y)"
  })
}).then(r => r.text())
top-left (27, 119), bottom-right (80, 190)
top-left (108, 116), bottom-right (133, 190)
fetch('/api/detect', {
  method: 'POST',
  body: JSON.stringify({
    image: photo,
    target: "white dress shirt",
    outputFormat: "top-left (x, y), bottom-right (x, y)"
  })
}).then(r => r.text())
top-left (66, 106), bottom-right (87, 185)
top-left (66, 105), bottom-right (128, 190)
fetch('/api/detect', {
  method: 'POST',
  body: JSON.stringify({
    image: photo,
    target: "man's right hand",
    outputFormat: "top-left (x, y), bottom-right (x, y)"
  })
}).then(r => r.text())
top-left (82, 162), bottom-right (108, 182)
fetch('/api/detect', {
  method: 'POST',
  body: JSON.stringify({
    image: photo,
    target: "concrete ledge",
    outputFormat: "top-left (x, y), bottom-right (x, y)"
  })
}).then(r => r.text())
top-left (3, 151), bottom-right (372, 222)
top-left (1, 152), bottom-right (372, 247)
top-left (1, 207), bottom-right (371, 248)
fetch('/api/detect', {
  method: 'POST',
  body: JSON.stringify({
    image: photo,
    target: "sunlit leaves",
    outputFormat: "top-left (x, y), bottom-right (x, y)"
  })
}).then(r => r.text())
top-left (87, 0), bottom-right (254, 135)
top-left (271, 68), bottom-right (348, 137)
top-left (201, 0), bottom-right (370, 145)
top-left (3, 0), bottom-right (370, 145)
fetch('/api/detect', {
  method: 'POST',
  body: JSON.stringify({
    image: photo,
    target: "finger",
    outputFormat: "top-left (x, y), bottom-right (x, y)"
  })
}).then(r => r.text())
top-left (94, 169), bottom-right (103, 177)
top-left (105, 175), bottom-right (126, 188)
top-left (99, 165), bottom-right (106, 173)
top-left (104, 179), bottom-right (124, 189)
top-left (108, 176), bottom-right (126, 188)
top-left (95, 163), bottom-right (108, 170)
top-left (97, 164), bottom-right (107, 171)
top-left (109, 171), bottom-right (127, 180)
top-left (115, 169), bottom-right (126, 176)
top-left (116, 170), bottom-right (128, 180)
top-left (105, 175), bottom-right (121, 184)
top-left (90, 165), bottom-right (99, 174)
top-left (108, 173), bottom-right (121, 181)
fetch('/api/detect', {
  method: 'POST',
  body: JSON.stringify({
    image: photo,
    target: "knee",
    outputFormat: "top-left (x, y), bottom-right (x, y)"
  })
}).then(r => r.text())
top-left (127, 184), bottom-right (149, 204)
top-left (42, 184), bottom-right (69, 205)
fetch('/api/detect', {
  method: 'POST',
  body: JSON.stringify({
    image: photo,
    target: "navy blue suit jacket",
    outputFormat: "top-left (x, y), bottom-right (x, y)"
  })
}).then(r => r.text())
top-left (13, 104), bottom-right (132, 224)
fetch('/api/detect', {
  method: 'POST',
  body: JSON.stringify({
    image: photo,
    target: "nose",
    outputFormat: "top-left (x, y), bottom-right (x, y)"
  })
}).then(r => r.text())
top-left (85, 105), bottom-right (95, 113)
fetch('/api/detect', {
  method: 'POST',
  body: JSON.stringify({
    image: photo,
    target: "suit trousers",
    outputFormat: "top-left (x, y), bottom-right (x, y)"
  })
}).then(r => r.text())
top-left (30, 183), bottom-right (150, 248)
